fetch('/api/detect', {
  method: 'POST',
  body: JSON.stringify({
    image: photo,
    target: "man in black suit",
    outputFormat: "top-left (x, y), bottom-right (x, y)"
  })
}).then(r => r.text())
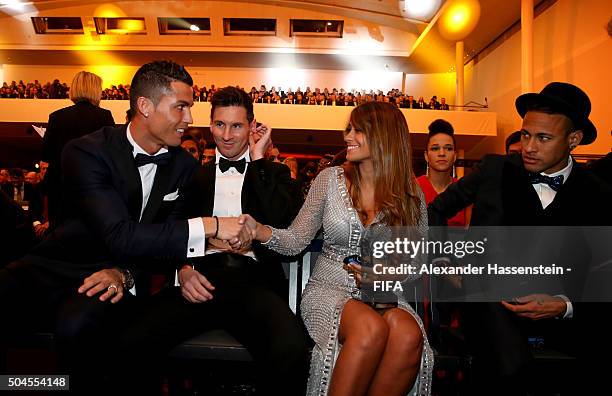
top-left (429, 82), bottom-right (612, 394)
top-left (118, 86), bottom-right (308, 395)
top-left (41, 71), bottom-right (116, 229)
top-left (0, 61), bottom-right (251, 388)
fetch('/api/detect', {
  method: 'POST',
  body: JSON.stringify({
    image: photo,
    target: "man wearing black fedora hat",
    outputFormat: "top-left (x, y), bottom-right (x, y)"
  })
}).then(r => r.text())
top-left (428, 82), bottom-right (612, 394)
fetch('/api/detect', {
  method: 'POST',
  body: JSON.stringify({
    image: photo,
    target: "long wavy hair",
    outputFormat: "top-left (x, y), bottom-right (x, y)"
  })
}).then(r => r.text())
top-left (344, 102), bottom-right (422, 226)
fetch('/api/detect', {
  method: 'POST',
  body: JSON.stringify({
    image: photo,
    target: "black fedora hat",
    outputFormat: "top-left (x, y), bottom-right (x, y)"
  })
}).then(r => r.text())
top-left (515, 82), bottom-right (597, 145)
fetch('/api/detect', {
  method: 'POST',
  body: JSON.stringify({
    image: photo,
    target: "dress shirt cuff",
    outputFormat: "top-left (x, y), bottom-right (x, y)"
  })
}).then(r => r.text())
top-left (555, 294), bottom-right (573, 319)
top-left (187, 218), bottom-right (206, 258)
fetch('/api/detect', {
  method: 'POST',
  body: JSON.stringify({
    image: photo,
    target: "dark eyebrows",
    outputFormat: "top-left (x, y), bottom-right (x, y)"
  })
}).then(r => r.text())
top-left (521, 128), bottom-right (553, 138)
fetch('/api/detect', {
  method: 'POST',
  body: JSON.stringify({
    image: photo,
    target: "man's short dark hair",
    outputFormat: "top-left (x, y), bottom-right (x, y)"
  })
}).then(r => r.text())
top-left (505, 130), bottom-right (522, 153)
top-left (210, 86), bottom-right (254, 123)
top-left (129, 60), bottom-right (193, 113)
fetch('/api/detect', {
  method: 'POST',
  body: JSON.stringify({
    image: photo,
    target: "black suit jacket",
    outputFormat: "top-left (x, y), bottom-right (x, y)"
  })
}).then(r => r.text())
top-left (429, 154), bottom-right (612, 227)
top-left (24, 125), bottom-right (199, 282)
top-left (182, 158), bottom-right (303, 291)
top-left (429, 154), bottom-right (612, 305)
top-left (41, 101), bottom-right (115, 226)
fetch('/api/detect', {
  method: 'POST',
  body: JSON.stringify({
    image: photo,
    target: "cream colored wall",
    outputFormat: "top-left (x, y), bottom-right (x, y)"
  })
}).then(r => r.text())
top-left (0, 98), bottom-right (497, 135)
top-left (465, 0), bottom-right (612, 157)
top-left (1, 64), bottom-right (407, 92)
top-left (404, 72), bottom-right (456, 103)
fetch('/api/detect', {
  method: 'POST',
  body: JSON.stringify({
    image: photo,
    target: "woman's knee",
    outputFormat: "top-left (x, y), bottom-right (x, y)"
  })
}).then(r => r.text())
top-left (341, 302), bottom-right (389, 352)
top-left (384, 309), bottom-right (423, 360)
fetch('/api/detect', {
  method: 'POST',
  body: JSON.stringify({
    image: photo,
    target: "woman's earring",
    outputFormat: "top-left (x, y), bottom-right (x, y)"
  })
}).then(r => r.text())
top-left (452, 164), bottom-right (456, 179)
top-left (426, 162), bottom-right (430, 177)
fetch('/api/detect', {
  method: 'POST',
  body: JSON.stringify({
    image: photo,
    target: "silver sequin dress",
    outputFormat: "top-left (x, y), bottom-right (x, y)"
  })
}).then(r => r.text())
top-left (264, 166), bottom-right (433, 396)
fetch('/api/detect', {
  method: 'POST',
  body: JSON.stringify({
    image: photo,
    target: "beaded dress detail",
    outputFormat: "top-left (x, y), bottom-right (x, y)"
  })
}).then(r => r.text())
top-left (264, 166), bottom-right (433, 396)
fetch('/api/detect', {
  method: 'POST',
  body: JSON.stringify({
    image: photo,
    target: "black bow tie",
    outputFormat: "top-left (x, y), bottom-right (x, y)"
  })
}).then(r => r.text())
top-left (528, 173), bottom-right (564, 192)
top-left (218, 157), bottom-right (246, 173)
top-left (134, 152), bottom-right (171, 167)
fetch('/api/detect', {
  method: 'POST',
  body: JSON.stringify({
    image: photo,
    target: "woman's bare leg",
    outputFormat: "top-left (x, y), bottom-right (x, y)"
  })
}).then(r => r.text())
top-left (366, 308), bottom-right (424, 396)
top-left (328, 299), bottom-right (389, 396)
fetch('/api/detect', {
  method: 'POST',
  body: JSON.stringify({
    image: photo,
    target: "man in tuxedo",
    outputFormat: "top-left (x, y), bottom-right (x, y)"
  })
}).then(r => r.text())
top-left (439, 97), bottom-right (450, 110)
top-left (429, 82), bottom-right (612, 394)
top-left (118, 86), bottom-right (308, 395)
top-left (0, 61), bottom-right (251, 388)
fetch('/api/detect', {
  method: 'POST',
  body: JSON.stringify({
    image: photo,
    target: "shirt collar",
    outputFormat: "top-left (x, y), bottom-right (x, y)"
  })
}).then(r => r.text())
top-left (215, 148), bottom-right (250, 164)
top-left (126, 123), bottom-right (168, 158)
top-left (541, 155), bottom-right (573, 184)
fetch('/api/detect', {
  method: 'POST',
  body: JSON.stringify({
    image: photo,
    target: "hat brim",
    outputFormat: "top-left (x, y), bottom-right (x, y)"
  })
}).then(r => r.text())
top-left (515, 93), bottom-right (596, 145)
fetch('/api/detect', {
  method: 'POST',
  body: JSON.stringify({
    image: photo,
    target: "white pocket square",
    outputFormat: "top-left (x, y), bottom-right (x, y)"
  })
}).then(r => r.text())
top-left (163, 190), bottom-right (180, 201)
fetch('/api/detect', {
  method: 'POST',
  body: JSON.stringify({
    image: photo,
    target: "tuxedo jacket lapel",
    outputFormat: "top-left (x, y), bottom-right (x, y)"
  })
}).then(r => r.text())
top-left (241, 162), bottom-right (255, 213)
top-left (106, 127), bottom-right (142, 221)
top-left (501, 160), bottom-right (543, 224)
top-left (140, 149), bottom-right (177, 224)
top-left (201, 161), bottom-right (216, 216)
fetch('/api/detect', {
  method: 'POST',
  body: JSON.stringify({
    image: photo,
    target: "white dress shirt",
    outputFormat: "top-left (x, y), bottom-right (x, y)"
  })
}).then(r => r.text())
top-left (530, 156), bottom-right (574, 318)
top-left (206, 149), bottom-right (255, 259)
top-left (530, 156), bottom-right (573, 210)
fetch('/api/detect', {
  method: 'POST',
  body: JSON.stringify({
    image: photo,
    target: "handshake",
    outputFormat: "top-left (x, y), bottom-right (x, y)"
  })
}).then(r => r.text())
top-left (203, 214), bottom-right (261, 251)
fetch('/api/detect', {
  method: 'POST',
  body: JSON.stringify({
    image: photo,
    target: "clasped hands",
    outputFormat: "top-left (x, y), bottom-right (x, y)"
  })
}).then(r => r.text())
top-left (501, 293), bottom-right (567, 320)
top-left (209, 214), bottom-right (257, 252)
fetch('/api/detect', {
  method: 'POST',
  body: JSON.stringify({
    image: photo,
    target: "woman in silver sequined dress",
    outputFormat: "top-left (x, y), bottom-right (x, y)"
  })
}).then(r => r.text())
top-left (248, 102), bottom-right (433, 396)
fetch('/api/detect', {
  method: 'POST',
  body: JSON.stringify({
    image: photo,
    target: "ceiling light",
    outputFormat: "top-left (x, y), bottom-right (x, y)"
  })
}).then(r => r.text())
top-left (190, 24), bottom-right (199, 31)
top-left (1, 0), bottom-right (25, 10)
top-left (403, 0), bottom-right (442, 20)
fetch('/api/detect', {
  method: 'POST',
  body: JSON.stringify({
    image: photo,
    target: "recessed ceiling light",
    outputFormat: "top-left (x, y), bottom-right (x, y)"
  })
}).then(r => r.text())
top-left (403, 0), bottom-right (441, 20)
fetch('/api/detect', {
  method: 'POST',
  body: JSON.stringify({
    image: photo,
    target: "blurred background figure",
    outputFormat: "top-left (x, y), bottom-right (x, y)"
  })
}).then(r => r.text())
top-left (317, 153), bottom-right (334, 174)
top-left (0, 169), bottom-right (11, 196)
top-left (24, 171), bottom-right (38, 185)
top-left (265, 145), bottom-right (281, 162)
top-left (41, 70), bottom-right (115, 229)
top-left (282, 157), bottom-right (298, 180)
top-left (180, 135), bottom-right (201, 162)
top-left (201, 145), bottom-right (216, 165)
top-left (505, 130), bottom-right (522, 155)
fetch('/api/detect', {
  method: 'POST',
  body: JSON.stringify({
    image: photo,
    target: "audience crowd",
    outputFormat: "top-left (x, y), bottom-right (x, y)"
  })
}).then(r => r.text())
top-left (1, 80), bottom-right (449, 109)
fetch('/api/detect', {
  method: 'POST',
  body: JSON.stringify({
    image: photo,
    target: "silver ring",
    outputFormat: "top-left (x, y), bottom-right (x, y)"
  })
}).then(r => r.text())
top-left (107, 284), bottom-right (118, 293)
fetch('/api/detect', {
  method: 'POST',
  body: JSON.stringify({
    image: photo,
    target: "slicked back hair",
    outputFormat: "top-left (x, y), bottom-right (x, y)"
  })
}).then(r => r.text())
top-left (129, 60), bottom-right (193, 113)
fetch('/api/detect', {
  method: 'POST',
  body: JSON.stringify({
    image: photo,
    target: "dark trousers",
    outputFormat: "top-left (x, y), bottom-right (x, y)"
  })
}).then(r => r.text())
top-left (0, 257), bottom-right (135, 395)
top-left (463, 302), bottom-right (579, 395)
top-left (119, 253), bottom-right (309, 396)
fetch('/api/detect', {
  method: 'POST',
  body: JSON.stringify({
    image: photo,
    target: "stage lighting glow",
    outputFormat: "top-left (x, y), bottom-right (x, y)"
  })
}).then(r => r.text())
top-left (403, 0), bottom-right (442, 20)
top-left (93, 4), bottom-right (126, 18)
top-left (190, 24), bottom-right (200, 31)
top-left (438, 0), bottom-right (481, 41)
top-left (117, 19), bottom-right (145, 31)
top-left (1, 0), bottom-right (25, 11)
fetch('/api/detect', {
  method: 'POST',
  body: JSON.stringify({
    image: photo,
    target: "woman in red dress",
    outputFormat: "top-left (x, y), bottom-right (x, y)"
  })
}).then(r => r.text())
top-left (417, 119), bottom-right (466, 227)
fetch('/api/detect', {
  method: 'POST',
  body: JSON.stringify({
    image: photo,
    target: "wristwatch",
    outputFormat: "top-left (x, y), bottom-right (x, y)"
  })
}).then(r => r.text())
top-left (120, 269), bottom-right (135, 289)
